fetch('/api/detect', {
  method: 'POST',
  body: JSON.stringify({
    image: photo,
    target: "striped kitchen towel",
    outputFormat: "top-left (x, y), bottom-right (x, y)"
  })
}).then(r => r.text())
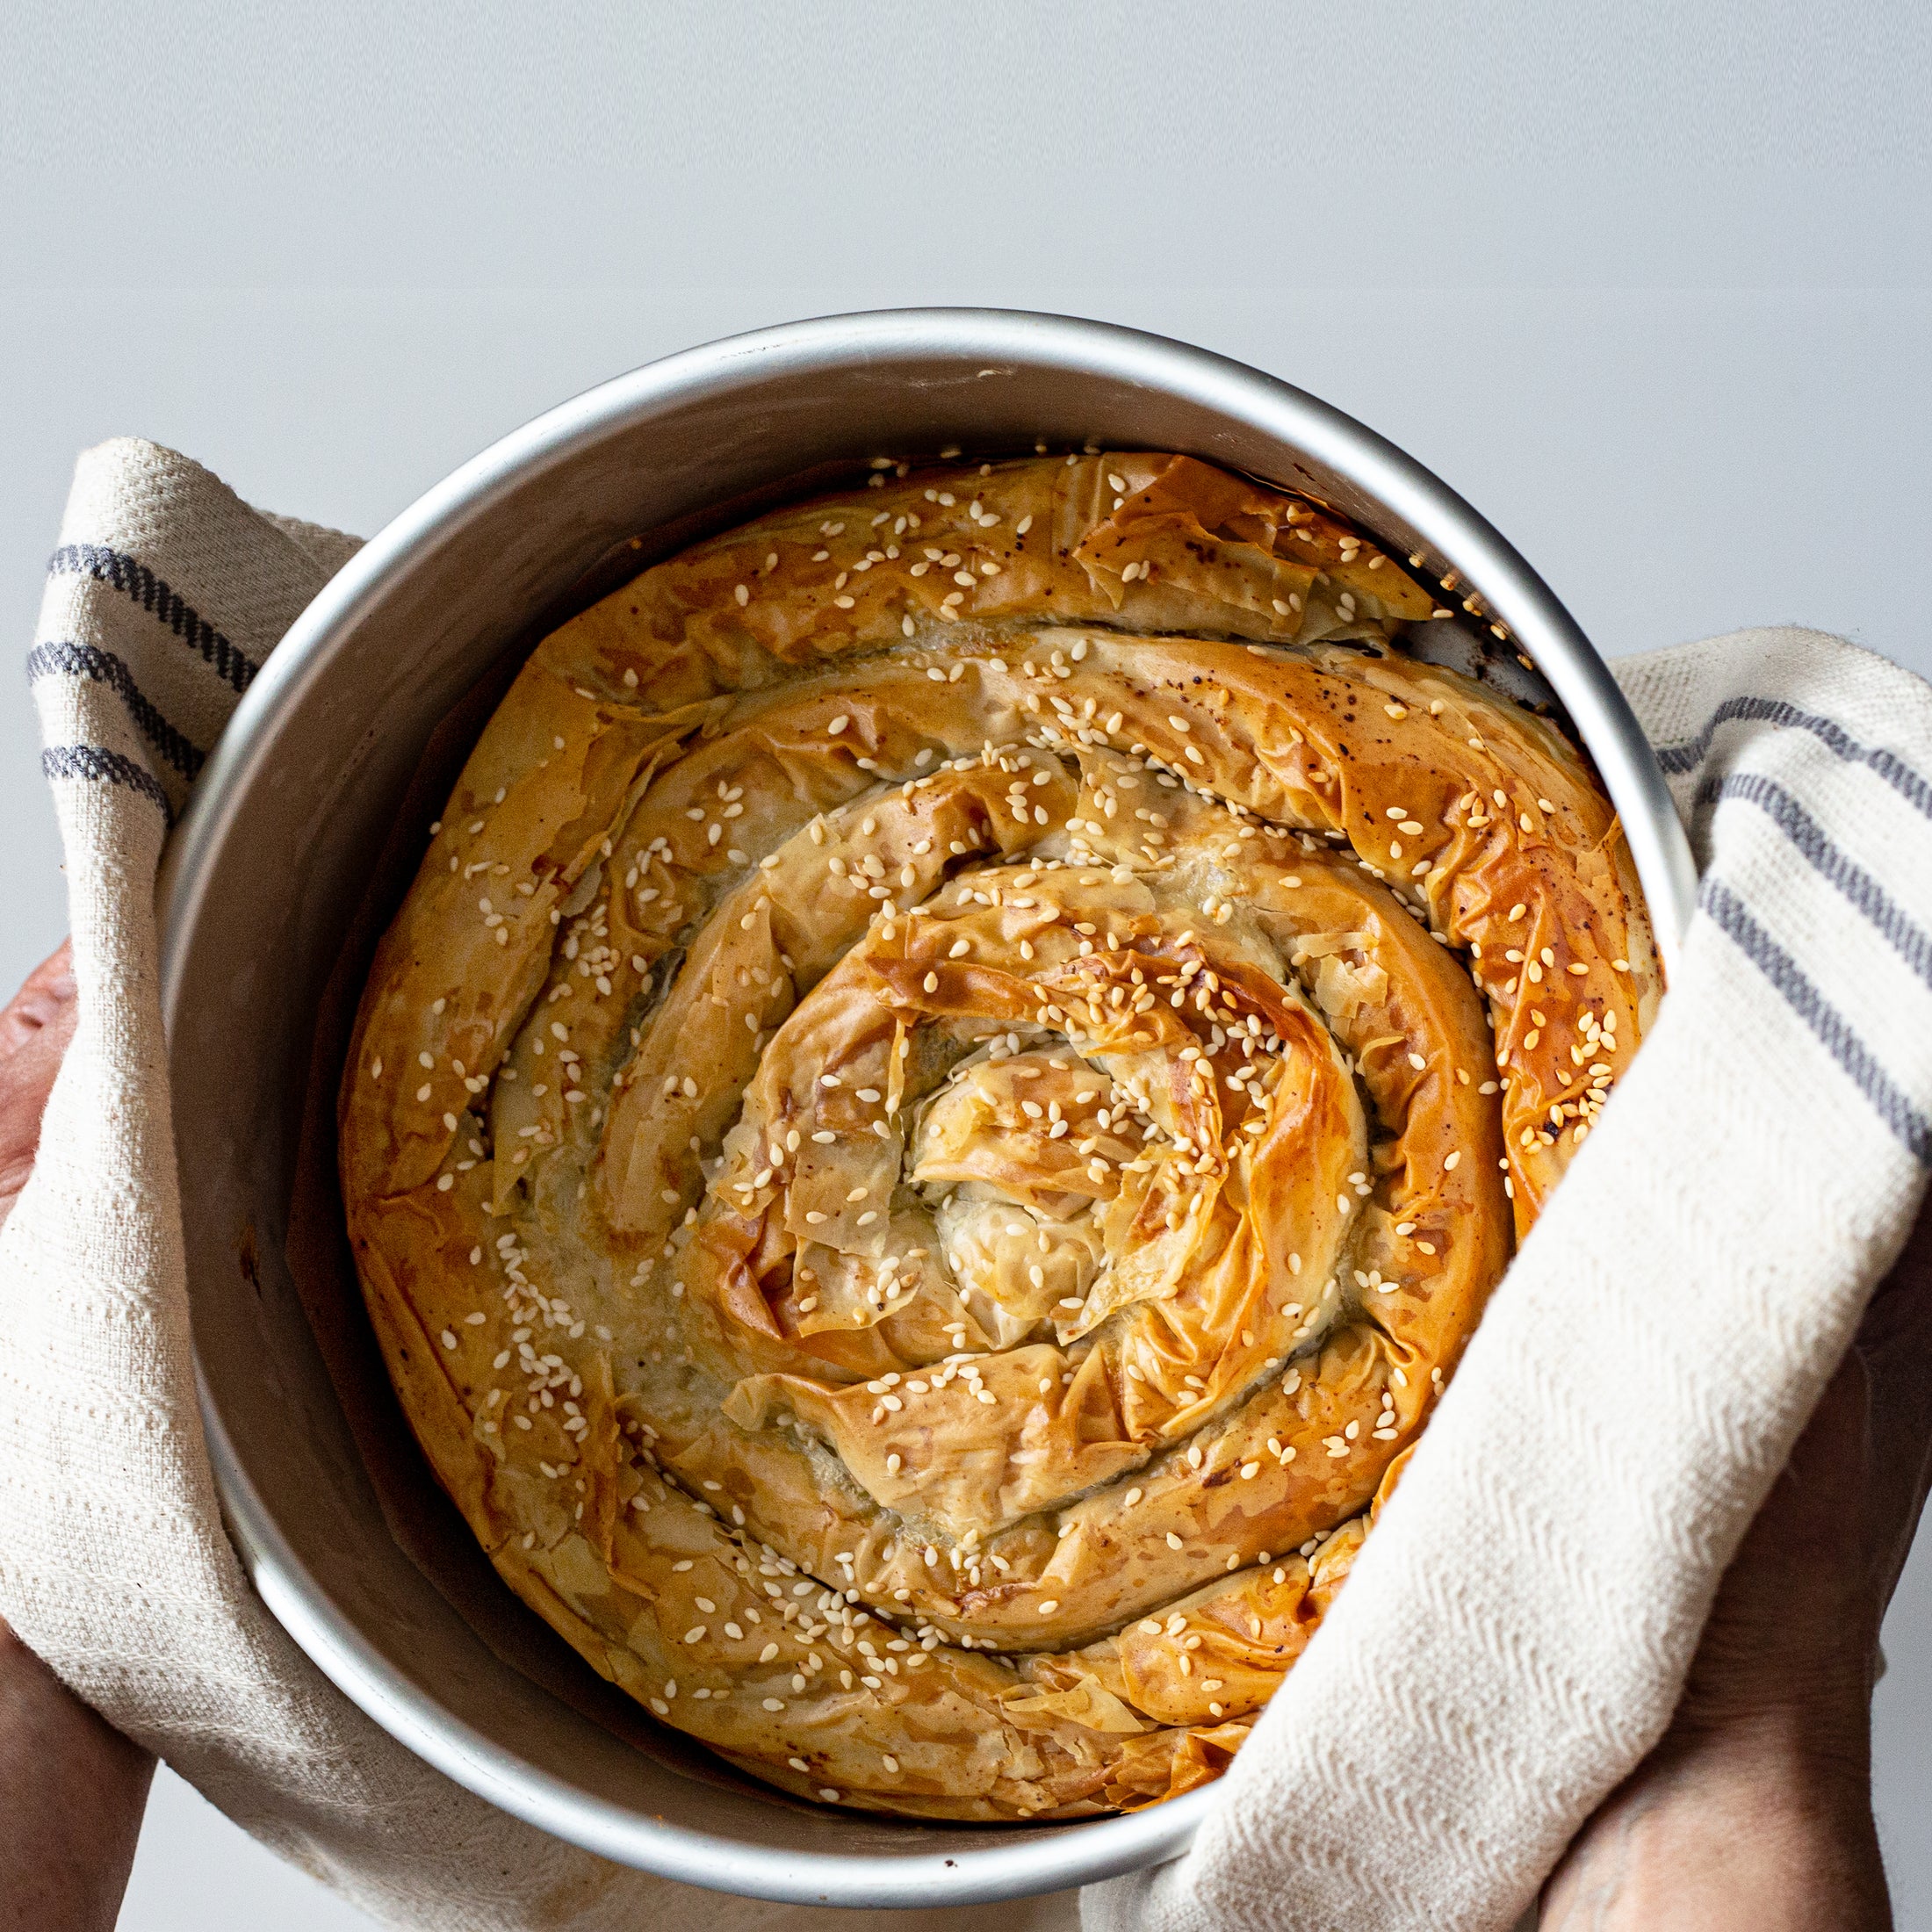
top-left (1090, 626), bottom-right (1932, 1929)
top-left (0, 439), bottom-right (1078, 1932)
top-left (3, 435), bottom-right (1929, 1932)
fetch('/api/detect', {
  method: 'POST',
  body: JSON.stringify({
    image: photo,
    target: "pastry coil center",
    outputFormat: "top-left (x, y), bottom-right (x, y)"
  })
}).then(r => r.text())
top-left (702, 765), bottom-right (1373, 1554)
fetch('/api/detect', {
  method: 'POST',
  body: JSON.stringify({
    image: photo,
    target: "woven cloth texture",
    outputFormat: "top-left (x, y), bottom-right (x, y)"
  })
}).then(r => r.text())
top-left (4, 437), bottom-right (1928, 1932)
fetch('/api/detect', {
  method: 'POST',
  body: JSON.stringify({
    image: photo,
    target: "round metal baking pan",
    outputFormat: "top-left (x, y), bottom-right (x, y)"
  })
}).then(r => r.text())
top-left (156, 309), bottom-right (1698, 1907)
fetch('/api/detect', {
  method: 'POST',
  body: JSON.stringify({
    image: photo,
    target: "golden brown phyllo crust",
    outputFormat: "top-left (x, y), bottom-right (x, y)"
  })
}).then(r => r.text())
top-left (340, 453), bottom-right (1659, 1819)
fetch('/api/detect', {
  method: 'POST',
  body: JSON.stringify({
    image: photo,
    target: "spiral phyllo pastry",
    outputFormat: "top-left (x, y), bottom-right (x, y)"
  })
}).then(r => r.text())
top-left (342, 453), bottom-right (1659, 1819)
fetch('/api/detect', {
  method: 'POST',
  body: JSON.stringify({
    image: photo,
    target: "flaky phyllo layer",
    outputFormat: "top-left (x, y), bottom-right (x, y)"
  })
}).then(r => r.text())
top-left (341, 454), bottom-right (1659, 1819)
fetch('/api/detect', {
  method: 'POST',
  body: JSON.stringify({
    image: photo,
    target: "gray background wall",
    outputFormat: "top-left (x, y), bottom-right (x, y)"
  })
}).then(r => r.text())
top-left (3, 2), bottom-right (1929, 1925)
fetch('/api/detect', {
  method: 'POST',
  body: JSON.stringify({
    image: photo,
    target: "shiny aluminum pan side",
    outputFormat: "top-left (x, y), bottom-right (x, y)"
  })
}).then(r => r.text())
top-left (157, 309), bottom-right (1697, 1908)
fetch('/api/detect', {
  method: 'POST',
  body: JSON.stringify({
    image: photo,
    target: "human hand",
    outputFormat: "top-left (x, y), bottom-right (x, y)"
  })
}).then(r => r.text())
top-left (0, 941), bottom-right (156, 1932)
top-left (0, 939), bottom-right (76, 1221)
top-left (1539, 1193), bottom-right (1932, 1930)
